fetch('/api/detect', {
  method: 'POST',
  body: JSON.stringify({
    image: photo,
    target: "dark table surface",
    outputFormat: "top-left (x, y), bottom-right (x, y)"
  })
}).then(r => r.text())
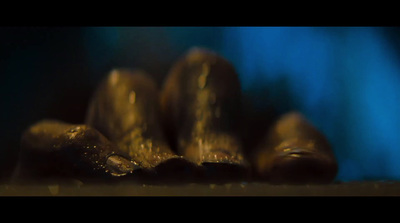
top-left (2, 181), bottom-right (400, 196)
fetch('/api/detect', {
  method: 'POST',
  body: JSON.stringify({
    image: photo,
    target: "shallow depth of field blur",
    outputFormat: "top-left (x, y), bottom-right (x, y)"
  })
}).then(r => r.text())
top-left (1, 27), bottom-right (400, 182)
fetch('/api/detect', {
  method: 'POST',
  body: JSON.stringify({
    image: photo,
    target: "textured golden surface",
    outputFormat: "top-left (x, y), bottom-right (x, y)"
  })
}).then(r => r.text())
top-left (15, 120), bottom-right (137, 180)
top-left (160, 48), bottom-right (248, 178)
top-left (252, 112), bottom-right (337, 184)
top-left (85, 69), bottom-right (196, 177)
top-left (14, 48), bottom-right (339, 185)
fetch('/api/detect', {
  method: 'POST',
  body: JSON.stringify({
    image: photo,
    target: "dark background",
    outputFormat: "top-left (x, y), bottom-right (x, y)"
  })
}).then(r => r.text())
top-left (1, 27), bottom-right (400, 182)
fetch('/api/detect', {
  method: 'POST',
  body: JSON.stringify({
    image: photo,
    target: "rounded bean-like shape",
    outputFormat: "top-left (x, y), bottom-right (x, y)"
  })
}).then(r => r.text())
top-left (252, 112), bottom-right (338, 184)
top-left (86, 69), bottom-right (196, 180)
top-left (14, 120), bottom-right (138, 182)
top-left (160, 48), bottom-right (249, 180)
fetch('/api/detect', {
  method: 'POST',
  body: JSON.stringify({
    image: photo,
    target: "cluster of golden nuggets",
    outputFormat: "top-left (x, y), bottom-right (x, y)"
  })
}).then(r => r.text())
top-left (14, 48), bottom-right (337, 185)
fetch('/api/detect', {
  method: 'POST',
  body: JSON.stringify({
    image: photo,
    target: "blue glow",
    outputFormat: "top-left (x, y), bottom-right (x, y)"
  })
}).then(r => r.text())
top-left (221, 27), bottom-right (400, 181)
top-left (83, 27), bottom-right (120, 74)
top-left (343, 29), bottom-right (400, 180)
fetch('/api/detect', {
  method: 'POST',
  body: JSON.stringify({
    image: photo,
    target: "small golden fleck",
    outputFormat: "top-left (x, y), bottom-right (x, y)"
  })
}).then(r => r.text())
top-left (198, 63), bottom-right (210, 89)
top-left (129, 91), bottom-right (136, 104)
top-left (198, 75), bottom-right (207, 89)
top-left (201, 62), bottom-right (210, 76)
top-left (110, 70), bottom-right (119, 86)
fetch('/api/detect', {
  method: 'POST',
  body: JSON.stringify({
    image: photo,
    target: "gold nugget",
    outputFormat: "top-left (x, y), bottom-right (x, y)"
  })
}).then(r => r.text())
top-left (86, 69), bottom-right (196, 180)
top-left (252, 112), bottom-right (338, 184)
top-left (160, 48), bottom-right (249, 180)
top-left (14, 120), bottom-right (138, 182)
